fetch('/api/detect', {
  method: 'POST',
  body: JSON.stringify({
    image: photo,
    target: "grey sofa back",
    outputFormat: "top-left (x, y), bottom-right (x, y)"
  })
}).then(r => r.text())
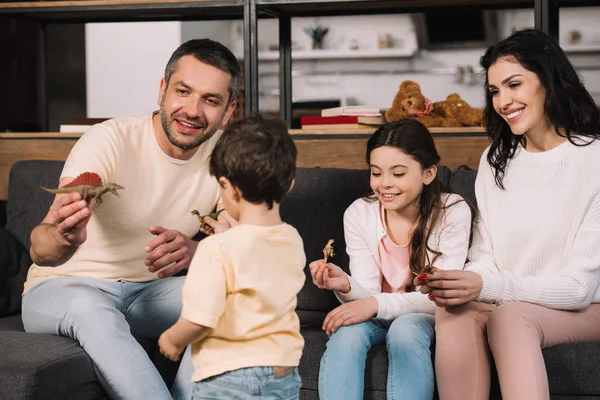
top-left (1, 160), bottom-right (474, 319)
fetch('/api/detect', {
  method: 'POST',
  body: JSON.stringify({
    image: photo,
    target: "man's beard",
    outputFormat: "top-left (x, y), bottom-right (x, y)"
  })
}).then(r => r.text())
top-left (159, 104), bottom-right (224, 151)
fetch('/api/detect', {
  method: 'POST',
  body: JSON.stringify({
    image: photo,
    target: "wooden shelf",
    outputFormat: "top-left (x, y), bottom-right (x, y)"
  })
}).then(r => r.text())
top-left (0, 0), bottom-right (244, 22)
top-left (291, 126), bottom-right (486, 136)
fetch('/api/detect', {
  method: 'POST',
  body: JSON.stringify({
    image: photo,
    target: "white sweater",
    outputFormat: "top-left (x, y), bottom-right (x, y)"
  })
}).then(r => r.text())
top-left (467, 138), bottom-right (600, 310)
top-left (336, 193), bottom-right (472, 320)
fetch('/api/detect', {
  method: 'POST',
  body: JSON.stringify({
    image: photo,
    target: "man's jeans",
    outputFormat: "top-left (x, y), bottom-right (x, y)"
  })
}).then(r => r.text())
top-left (192, 366), bottom-right (301, 400)
top-left (319, 313), bottom-right (435, 400)
top-left (21, 276), bottom-right (193, 400)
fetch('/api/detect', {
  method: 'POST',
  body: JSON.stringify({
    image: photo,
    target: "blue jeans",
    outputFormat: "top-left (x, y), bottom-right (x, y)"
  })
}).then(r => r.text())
top-left (319, 313), bottom-right (435, 400)
top-left (21, 276), bottom-right (193, 400)
top-left (192, 366), bottom-right (301, 399)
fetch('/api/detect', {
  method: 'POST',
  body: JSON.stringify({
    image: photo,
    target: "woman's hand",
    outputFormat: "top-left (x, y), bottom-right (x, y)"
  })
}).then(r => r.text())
top-left (416, 269), bottom-right (483, 307)
top-left (309, 259), bottom-right (350, 293)
top-left (322, 297), bottom-right (378, 335)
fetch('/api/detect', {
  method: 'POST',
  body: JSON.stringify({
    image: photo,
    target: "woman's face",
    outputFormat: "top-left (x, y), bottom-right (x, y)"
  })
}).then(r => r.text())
top-left (487, 57), bottom-right (550, 137)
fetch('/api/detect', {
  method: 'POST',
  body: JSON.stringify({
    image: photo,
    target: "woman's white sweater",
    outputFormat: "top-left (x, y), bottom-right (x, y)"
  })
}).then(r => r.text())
top-left (467, 138), bottom-right (600, 310)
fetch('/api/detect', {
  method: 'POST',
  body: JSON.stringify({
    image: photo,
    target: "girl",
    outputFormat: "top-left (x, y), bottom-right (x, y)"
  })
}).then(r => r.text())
top-left (309, 118), bottom-right (473, 400)
top-left (421, 28), bottom-right (600, 400)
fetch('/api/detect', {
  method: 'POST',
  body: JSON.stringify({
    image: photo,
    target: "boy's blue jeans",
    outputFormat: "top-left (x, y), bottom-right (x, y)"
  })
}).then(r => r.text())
top-left (192, 366), bottom-right (301, 399)
top-left (319, 313), bottom-right (435, 400)
top-left (21, 276), bottom-right (193, 400)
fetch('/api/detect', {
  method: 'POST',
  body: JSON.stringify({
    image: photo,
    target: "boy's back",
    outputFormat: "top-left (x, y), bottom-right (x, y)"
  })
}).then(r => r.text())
top-left (182, 223), bottom-right (306, 382)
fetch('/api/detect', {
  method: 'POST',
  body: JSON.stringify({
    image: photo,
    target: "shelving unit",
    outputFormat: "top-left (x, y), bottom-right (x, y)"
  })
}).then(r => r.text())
top-left (241, 47), bottom-right (418, 61)
top-left (0, 0), bottom-right (597, 128)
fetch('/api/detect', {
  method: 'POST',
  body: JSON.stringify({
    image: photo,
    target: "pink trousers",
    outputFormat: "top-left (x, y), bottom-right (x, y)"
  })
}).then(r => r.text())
top-left (434, 301), bottom-right (600, 400)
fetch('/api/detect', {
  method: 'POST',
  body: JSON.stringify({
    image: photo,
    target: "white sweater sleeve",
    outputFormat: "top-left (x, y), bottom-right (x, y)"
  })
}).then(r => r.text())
top-left (464, 152), bottom-right (501, 277)
top-left (477, 189), bottom-right (600, 310)
top-left (373, 198), bottom-right (473, 320)
top-left (334, 203), bottom-right (383, 303)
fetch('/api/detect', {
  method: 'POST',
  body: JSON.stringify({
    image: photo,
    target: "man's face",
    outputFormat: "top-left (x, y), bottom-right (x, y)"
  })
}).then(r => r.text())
top-left (157, 55), bottom-right (235, 152)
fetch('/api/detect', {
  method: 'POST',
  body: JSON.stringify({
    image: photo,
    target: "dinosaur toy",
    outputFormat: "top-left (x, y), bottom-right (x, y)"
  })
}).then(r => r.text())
top-left (191, 208), bottom-right (225, 233)
top-left (40, 172), bottom-right (124, 206)
top-left (322, 239), bottom-right (335, 263)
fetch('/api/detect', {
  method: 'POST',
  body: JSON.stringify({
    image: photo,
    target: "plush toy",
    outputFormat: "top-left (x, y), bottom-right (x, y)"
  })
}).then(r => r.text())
top-left (385, 80), bottom-right (483, 128)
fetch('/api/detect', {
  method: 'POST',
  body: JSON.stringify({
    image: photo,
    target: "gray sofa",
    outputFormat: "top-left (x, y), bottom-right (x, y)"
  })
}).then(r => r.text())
top-left (1, 160), bottom-right (599, 399)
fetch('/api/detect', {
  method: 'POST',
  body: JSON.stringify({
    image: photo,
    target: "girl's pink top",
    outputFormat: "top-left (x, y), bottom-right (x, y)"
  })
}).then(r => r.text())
top-left (378, 203), bottom-right (412, 293)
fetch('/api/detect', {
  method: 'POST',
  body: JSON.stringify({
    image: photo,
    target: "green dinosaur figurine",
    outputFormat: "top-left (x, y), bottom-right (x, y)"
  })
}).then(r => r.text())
top-left (191, 209), bottom-right (225, 233)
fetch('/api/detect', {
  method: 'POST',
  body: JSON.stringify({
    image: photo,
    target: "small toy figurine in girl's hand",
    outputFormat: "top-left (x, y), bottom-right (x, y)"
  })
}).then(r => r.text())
top-left (415, 265), bottom-right (439, 291)
top-left (191, 209), bottom-right (225, 234)
top-left (322, 239), bottom-right (335, 263)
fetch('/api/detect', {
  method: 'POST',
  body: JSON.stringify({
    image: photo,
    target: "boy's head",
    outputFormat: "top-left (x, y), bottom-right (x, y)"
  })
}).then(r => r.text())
top-left (209, 115), bottom-right (297, 215)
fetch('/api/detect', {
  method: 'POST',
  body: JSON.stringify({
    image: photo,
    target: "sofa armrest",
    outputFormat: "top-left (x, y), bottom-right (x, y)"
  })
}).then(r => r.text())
top-left (0, 226), bottom-right (28, 317)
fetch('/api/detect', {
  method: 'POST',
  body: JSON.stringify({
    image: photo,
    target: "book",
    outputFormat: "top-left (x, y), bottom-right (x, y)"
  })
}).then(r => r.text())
top-left (59, 124), bottom-right (93, 133)
top-left (321, 105), bottom-right (382, 117)
top-left (301, 115), bottom-right (385, 126)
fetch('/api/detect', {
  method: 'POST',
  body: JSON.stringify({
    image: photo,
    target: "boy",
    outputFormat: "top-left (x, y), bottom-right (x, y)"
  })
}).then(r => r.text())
top-left (158, 115), bottom-right (306, 399)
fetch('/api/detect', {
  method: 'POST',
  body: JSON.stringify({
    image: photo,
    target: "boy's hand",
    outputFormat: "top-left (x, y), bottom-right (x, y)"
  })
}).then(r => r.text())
top-left (199, 210), bottom-right (235, 235)
top-left (309, 259), bottom-right (350, 293)
top-left (158, 330), bottom-right (186, 362)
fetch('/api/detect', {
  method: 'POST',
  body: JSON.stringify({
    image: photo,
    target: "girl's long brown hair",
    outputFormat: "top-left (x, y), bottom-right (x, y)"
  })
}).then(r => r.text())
top-left (365, 119), bottom-right (470, 292)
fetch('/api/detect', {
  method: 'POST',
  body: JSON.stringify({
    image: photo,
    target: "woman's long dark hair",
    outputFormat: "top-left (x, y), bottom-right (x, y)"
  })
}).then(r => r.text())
top-left (366, 119), bottom-right (468, 292)
top-left (480, 28), bottom-right (600, 188)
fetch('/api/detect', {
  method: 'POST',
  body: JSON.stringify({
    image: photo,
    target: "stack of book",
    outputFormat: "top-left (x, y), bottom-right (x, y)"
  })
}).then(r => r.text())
top-left (300, 106), bottom-right (385, 130)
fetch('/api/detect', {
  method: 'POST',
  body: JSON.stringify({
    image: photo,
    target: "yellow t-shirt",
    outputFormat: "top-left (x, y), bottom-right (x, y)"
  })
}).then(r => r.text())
top-left (23, 113), bottom-right (221, 294)
top-left (182, 223), bottom-right (306, 382)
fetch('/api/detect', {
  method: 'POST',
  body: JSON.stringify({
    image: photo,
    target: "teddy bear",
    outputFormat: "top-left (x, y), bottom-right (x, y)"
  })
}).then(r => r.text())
top-left (385, 80), bottom-right (483, 128)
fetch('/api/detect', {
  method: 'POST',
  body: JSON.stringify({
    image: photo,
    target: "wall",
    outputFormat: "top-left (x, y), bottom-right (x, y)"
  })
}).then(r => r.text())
top-left (85, 21), bottom-right (182, 118)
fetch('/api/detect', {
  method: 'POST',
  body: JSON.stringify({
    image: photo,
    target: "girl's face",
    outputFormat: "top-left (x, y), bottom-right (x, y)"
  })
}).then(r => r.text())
top-left (487, 57), bottom-right (550, 137)
top-left (369, 146), bottom-right (436, 214)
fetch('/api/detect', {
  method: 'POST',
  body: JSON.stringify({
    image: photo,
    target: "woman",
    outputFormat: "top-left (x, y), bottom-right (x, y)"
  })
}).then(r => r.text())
top-left (418, 28), bottom-right (600, 400)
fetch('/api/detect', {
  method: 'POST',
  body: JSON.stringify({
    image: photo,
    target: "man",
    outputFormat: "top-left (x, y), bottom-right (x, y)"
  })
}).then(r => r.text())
top-left (21, 38), bottom-right (241, 400)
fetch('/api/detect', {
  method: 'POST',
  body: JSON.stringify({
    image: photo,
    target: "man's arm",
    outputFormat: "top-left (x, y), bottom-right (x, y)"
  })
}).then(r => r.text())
top-left (30, 177), bottom-right (94, 267)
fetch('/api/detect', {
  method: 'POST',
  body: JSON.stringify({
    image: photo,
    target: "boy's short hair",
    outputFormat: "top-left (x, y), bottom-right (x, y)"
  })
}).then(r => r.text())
top-left (209, 115), bottom-right (297, 209)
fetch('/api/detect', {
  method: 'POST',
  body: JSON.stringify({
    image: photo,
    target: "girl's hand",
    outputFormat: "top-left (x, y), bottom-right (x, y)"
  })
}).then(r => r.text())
top-left (158, 330), bottom-right (186, 362)
top-left (309, 259), bottom-right (350, 293)
top-left (419, 269), bottom-right (483, 307)
top-left (322, 297), bottom-right (378, 335)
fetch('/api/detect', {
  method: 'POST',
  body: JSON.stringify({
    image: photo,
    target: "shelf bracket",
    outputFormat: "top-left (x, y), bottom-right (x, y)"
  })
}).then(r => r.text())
top-left (534, 0), bottom-right (559, 42)
top-left (244, 0), bottom-right (259, 116)
top-left (279, 13), bottom-right (292, 128)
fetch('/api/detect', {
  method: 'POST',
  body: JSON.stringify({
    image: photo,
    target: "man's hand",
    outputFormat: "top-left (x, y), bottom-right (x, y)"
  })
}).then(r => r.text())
top-left (309, 259), bottom-right (350, 293)
top-left (322, 297), bottom-right (378, 335)
top-left (199, 210), bottom-right (235, 235)
top-left (418, 269), bottom-right (483, 307)
top-left (158, 330), bottom-right (186, 362)
top-left (145, 226), bottom-right (198, 278)
top-left (47, 192), bottom-right (94, 247)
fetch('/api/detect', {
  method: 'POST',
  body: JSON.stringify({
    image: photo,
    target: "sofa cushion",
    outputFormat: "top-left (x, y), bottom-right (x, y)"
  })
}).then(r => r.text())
top-left (6, 160), bottom-right (64, 250)
top-left (0, 227), bottom-right (28, 317)
top-left (281, 168), bottom-right (370, 314)
top-left (0, 330), bottom-right (107, 399)
top-left (449, 168), bottom-right (478, 207)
